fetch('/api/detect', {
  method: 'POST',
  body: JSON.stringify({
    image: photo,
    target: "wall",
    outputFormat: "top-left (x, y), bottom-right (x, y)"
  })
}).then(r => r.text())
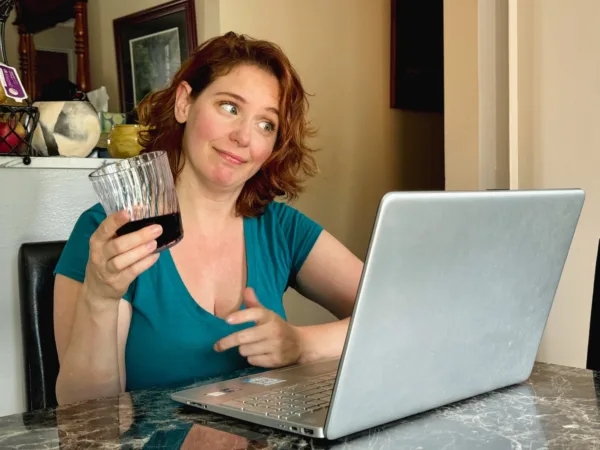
top-left (443, 0), bottom-right (509, 191)
top-left (447, 0), bottom-right (599, 368)
top-left (218, 0), bottom-right (409, 324)
top-left (0, 158), bottom-right (106, 417)
top-left (87, 0), bottom-right (217, 111)
top-left (510, 0), bottom-right (600, 368)
top-left (444, 0), bottom-right (479, 191)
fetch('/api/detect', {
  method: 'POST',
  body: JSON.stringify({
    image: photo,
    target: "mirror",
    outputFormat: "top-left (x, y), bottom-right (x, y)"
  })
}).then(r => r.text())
top-left (14, 0), bottom-right (89, 101)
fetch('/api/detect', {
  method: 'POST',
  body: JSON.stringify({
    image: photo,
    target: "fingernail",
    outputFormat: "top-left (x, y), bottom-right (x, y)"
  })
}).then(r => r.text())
top-left (226, 315), bottom-right (235, 324)
top-left (147, 240), bottom-right (157, 250)
top-left (151, 225), bottom-right (162, 235)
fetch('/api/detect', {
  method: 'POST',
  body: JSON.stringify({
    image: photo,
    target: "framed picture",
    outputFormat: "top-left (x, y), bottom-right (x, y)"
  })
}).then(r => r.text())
top-left (113, 0), bottom-right (198, 121)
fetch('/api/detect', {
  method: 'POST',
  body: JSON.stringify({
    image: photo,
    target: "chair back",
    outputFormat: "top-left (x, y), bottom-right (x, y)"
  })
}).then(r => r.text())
top-left (18, 241), bottom-right (66, 411)
top-left (587, 239), bottom-right (600, 371)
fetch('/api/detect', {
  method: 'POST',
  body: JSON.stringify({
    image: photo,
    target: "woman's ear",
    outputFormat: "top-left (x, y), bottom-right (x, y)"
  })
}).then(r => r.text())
top-left (174, 81), bottom-right (193, 124)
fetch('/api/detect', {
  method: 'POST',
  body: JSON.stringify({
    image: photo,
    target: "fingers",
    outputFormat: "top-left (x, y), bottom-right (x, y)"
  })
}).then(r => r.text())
top-left (95, 210), bottom-right (130, 242)
top-left (214, 325), bottom-right (271, 352)
top-left (238, 341), bottom-right (274, 358)
top-left (226, 306), bottom-right (270, 325)
top-left (116, 252), bottom-right (160, 285)
top-left (106, 239), bottom-right (157, 274)
top-left (247, 355), bottom-right (280, 368)
top-left (105, 223), bottom-right (163, 259)
top-left (86, 210), bottom-right (164, 301)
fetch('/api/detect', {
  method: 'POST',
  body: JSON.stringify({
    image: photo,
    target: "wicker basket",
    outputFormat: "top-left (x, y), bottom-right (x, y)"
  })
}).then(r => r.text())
top-left (0, 103), bottom-right (40, 157)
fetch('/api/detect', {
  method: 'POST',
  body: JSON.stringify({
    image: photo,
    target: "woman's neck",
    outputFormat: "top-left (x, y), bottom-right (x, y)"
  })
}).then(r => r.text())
top-left (175, 167), bottom-right (242, 235)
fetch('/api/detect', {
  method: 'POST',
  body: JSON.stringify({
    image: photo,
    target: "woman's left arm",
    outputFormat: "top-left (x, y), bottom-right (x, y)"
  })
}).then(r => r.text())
top-left (292, 230), bottom-right (364, 363)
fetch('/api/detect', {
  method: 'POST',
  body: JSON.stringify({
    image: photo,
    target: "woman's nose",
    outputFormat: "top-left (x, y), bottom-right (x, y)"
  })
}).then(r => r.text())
top-left (230, 120), bottom-right (251, 147)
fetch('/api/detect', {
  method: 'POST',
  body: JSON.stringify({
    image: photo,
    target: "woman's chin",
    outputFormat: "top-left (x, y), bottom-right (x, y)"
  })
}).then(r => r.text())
top-left (206, 171), bottom-right (243, 191)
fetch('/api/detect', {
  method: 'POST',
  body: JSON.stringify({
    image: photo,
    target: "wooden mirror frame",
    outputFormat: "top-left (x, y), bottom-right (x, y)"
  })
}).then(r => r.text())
top-left (16, 0), bottom-right (90, 100)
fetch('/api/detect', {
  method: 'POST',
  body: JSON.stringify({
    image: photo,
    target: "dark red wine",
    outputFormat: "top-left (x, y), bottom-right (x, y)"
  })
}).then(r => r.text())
top-left (116, 212), bottom-right (183, 251)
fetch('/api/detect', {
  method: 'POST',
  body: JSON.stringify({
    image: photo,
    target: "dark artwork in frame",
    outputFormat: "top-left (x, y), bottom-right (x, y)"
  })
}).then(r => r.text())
top-left (113, 0), bottom-right (198, 123)
top-left (390, 0), bottom-right (444, 113)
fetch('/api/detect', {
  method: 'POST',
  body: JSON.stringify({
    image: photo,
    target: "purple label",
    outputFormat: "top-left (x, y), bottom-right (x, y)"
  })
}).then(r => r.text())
top-left (0, 64), bottom-right (27, 100)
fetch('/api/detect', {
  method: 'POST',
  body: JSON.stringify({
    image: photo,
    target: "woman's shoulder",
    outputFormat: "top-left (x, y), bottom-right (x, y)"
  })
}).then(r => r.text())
top-left (261, 200), bottom-right (315, 224)
top-left (258, 200), bottom-right (324, 277)
top-left (258, 200), bottom-right (323, 244)
top-left (62, 203), bottom-right (107, 243)
top-left (70, 203), bottom-right (107, 234)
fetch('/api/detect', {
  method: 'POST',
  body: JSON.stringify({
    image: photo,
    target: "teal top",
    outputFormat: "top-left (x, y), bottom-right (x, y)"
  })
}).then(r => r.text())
top-left (54, 201), bottom-right (323, 391)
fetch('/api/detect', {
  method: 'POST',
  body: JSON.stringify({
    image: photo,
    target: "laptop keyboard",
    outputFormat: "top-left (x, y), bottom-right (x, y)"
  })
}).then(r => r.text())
top-left (223, 371), bottom-right (336, 421)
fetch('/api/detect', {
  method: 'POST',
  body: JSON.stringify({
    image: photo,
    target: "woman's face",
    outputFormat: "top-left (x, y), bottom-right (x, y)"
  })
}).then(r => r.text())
top-left (175, 64), bottom-right (280, 192)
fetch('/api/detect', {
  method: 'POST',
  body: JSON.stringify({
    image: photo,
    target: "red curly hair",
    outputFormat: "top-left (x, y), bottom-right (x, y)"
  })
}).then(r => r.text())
top-left (136, 31), bottom-right (317, 217)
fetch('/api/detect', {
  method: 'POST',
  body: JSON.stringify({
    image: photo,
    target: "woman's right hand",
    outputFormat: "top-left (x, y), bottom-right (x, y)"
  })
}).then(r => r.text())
top-left (84, 210), bottom-right (162, 304)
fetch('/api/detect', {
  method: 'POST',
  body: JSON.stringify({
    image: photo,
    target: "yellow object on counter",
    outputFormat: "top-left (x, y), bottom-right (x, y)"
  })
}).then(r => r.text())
top-left (107, 124), bottom-right (146, 158)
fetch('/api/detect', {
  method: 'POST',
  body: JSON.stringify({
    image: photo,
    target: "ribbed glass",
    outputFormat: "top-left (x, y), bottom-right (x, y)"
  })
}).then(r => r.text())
top-left (88, 151), bottom-right (183, 251)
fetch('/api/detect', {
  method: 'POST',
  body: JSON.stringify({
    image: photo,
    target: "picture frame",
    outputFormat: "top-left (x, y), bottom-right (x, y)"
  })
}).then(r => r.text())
top-left (390, 0), bottom-right (443, 112)
top-left (113, 0), bottom-right (198, 121)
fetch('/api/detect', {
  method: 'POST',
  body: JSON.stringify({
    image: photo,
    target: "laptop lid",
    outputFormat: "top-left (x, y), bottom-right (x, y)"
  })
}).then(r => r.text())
top-left (324, 189), bottom-right (584, 440)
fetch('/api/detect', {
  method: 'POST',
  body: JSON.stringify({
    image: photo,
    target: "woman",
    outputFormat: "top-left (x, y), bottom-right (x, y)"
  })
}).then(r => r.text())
top-left (53, 31), bottom-right (363, 405)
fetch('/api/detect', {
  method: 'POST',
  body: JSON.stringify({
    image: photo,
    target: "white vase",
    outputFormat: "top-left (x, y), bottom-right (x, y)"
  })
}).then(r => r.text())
top-left (32, 101), bottom-right (101, 157)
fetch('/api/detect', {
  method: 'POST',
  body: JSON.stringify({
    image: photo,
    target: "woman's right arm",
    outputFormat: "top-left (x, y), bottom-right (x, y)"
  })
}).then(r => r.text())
top-left (54, 211), bottom-right (162, 405)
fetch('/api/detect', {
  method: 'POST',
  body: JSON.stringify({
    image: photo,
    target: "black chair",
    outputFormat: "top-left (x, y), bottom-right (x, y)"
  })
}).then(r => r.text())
top-left (587, 239), bottom-right (600, 371)
top-left (18, 241), bottom-right (66, 411)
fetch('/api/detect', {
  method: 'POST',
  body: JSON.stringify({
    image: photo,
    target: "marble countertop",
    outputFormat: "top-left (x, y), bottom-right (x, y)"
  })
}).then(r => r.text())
top-left (0, 362), bottom-right (599, 449)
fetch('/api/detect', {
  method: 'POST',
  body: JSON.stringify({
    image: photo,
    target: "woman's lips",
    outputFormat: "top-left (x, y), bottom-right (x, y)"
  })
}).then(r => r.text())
top-left (214, 147), bottom-right (246, 165)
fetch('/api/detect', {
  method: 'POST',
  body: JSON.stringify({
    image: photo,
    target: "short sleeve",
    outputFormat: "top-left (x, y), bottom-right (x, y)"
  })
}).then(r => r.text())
top-left (54, 203), bottom-right (136, 302)
top-left (268, 201), bottom-right (323, 285)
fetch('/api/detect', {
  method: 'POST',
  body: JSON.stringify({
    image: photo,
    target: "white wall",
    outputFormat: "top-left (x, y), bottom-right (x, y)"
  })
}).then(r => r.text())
top-left (509, 0), bottom-right (600, 368)
top-left (447, 0), bottom-right (599, 368)
top-left (0, 157), bottom-right (104, 417)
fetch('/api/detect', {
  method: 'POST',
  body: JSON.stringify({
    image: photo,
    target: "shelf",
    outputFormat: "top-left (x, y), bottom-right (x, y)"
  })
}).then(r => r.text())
top-left (0, 156), bottom-right (117, 169)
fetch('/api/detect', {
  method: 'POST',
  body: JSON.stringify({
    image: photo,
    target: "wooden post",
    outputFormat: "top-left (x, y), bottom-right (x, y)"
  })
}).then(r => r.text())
top-left (17, 23), bottom-right (35, 100)
top-left (74, 0), bottom-right (90, 92)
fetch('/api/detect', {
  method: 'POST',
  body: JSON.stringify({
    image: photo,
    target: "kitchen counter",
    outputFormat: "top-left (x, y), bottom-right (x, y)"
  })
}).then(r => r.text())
top-left (0, 362), bottom-right (599, 449)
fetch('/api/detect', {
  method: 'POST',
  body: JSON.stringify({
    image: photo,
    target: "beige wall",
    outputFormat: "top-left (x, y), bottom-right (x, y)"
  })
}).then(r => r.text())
top-left (444, 0), bottom-right (509, 191)
top-left (444, 0), bottom-right (480, 191)
top-left (510, 0), bottom-right (600, 368)
top-left (87, 0), bottom-right (214, 111)
top-left (219, 0), bottom-right (406, 324)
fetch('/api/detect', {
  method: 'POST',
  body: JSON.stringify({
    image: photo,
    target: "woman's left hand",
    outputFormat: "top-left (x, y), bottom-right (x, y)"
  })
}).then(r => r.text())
top-left (214, 288), bottom-right (304, 368)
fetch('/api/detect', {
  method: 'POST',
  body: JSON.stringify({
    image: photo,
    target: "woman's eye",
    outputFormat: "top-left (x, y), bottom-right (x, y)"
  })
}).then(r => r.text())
top-left (259, 121), bottom-right (276, 132)
top-left (220, 102), bottom-right (238, 115)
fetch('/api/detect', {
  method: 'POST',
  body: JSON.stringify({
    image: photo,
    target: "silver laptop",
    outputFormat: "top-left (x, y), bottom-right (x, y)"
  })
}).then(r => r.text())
top-left (171, 189), bottom-right (585, 440)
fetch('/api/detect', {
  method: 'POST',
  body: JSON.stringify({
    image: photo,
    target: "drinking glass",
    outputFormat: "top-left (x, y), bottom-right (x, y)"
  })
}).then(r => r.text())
top-left (88, 151), bottom-right (183, 252)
